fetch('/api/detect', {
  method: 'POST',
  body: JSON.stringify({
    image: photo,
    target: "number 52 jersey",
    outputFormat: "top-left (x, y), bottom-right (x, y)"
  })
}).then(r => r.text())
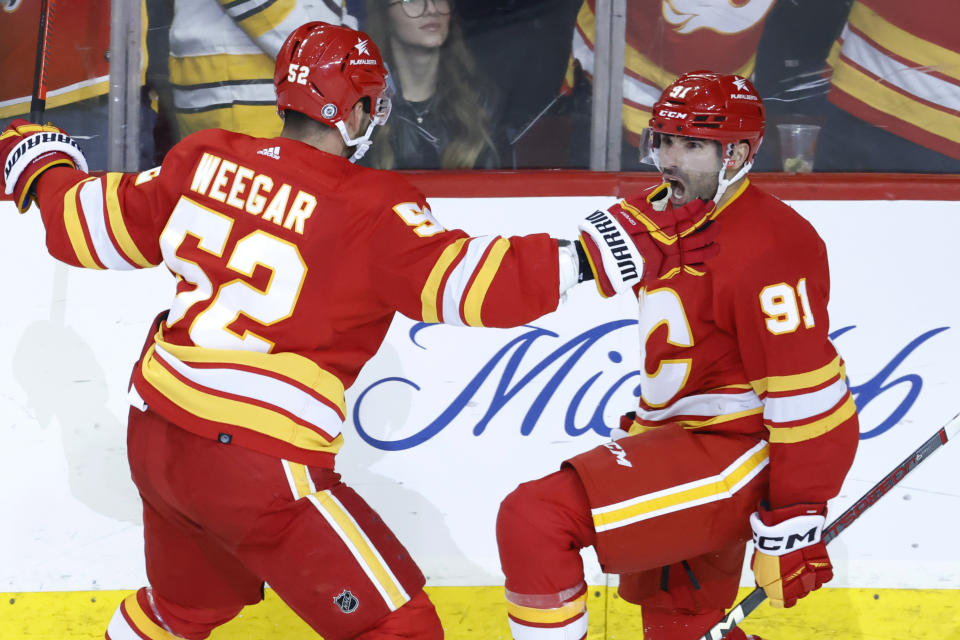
top-left (32, 129), bottom-right (562, 466)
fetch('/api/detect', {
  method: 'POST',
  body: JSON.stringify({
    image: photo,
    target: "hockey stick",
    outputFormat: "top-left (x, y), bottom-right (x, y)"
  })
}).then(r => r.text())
top-left (30, 0), bottom-right (57, 123)
top-left (699, 412), bottom-right (960, 640)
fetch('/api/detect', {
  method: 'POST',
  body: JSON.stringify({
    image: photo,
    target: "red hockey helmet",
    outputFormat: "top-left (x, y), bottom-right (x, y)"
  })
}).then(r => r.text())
top-left (274, 22), bottom-right (391, 160)
top-left (648, 70), bottom-right (765, 164)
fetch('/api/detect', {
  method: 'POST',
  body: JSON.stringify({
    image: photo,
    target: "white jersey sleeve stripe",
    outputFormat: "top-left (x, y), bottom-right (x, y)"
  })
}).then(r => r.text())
top-left (764, 377), bottom-right (850, 424)
top-left (638, 390), bottom-right (763, 422)
top-left (78, 178), bottom-right (138, 270)
top-left (153, 343), bottom-right (343, 439)
top-left (441, 235), bottom-right (496, 326)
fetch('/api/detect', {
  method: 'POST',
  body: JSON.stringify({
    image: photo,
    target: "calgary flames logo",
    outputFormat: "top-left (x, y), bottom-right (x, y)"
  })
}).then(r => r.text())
top-left (662, 0), bottom-right (776, 35)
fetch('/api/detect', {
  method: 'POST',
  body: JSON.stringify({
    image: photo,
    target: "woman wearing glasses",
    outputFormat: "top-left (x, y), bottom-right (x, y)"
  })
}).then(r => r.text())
top-left (362, 0), bottom-right (501, 169)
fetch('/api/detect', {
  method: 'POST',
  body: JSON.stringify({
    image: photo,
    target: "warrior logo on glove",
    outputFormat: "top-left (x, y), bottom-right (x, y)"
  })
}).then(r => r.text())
top-left (581, 208), bottom-right (642, 284)
top-left (0, 119), bottom-right (88, 213)
top-left (577, 183), bottom-right (719, 298)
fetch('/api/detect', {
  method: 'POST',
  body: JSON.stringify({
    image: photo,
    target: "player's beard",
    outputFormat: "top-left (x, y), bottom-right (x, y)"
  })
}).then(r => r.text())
top-left (661, 168), bottom-right (718, 206)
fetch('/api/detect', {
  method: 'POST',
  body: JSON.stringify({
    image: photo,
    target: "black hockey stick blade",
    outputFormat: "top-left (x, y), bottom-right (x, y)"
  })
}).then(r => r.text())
top-left (699, 411), bottom-right (960, 640)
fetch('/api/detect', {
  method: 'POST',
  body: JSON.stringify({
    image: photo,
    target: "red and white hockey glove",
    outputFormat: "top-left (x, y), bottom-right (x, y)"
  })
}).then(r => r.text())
top-left (1, 118), bottom-right (88, 213)
top-left (750, 502), bottom-right (833, 609)
top-left (577, 185), bottom-right (718, 297)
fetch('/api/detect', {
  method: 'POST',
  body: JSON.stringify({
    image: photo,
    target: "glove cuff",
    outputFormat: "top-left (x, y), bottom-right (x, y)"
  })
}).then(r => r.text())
top-left (4, 131), bottom-right (88, 199)
top-left (750, 505), bottom-right (826, 556)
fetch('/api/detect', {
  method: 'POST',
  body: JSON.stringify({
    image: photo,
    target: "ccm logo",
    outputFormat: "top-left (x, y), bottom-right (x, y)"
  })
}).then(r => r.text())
top-left (753, 527), bottom-right (819, 553)
top-left (658, 109), bottom-right (688, 119)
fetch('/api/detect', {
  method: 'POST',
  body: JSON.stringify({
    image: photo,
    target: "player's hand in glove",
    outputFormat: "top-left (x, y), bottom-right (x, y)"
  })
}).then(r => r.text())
top-left (1, 118), bottom-right (88, 213)
top-left (750, 502), bottom-right (832, 608)
top-left (577, 183), bottom-right (719, 297)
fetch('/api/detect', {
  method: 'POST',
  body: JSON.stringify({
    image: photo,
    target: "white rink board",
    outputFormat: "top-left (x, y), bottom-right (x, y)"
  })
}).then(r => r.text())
top-left (1, 195), bottom-right (958, 593)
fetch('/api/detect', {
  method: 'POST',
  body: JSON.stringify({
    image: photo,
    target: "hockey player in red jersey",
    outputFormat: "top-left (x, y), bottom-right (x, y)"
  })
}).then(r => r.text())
top-left (0, 22), bottom-right (721, 640)
top-left (495, 71), bottom-right (860, 640)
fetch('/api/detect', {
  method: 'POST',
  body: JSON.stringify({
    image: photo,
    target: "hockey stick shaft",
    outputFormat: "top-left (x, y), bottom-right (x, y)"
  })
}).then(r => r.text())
top-left (700, 412), bottom-right (960, 640)
top-left (30, 0), bottom-right (56, 123)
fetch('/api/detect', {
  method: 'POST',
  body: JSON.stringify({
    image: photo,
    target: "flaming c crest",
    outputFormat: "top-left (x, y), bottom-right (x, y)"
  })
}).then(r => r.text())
top-left (662, 0), bottom-right (776, 35)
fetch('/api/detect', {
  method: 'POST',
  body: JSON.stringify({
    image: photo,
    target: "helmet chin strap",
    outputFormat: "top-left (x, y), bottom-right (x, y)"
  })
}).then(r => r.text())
top-left (335, 119), bottom-right (379, 163)
top-left (713, 144), bottom-right (752, 203)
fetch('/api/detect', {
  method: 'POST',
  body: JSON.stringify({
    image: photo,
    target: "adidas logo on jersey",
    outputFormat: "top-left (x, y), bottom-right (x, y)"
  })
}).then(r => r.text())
top-left (257, 146), bottom-right (281, 160)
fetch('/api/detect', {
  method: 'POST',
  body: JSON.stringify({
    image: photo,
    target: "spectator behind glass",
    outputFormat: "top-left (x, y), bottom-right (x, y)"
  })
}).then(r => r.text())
top-left (362, 0), bottom-right (500, 169)
top-left (455, 0), bottom-right (583, 169)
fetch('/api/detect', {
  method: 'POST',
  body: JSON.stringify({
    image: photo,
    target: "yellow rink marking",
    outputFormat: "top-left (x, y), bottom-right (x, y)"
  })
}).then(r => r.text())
top-left (1, 587), bottom-right (958, 638)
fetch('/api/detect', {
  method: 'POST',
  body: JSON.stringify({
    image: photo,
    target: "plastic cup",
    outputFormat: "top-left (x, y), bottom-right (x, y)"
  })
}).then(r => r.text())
top-left (777, 123), bottom-right (821, 173)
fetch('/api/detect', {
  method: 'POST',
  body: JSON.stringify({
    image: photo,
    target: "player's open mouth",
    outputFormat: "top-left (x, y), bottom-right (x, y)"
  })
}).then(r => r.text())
top-left (666, 178), bottom-right (686, 202)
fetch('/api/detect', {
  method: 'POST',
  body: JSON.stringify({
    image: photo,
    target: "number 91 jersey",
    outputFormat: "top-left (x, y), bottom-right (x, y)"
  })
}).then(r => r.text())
top-left (32, 129), bottom-right (561, 466)
top-left (628, 181), bottom-right (859, 509)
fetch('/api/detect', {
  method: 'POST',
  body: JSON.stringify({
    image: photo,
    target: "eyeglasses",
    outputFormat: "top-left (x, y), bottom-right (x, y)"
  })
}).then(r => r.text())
top-left (388, 0), bottom-right (451, 19)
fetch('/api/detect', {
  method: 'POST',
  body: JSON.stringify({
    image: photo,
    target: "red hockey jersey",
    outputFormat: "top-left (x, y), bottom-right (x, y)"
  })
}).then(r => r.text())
top-left (33, 129), bottom-right (561, 466)
top-left (625, 182), bottom-right (859, 509)
top-left (0, 0), bottom-right (113, 118)
top-left (564, 0), bottom-right (776, 144)
top-left (826, 0), bottom-right (960, 160)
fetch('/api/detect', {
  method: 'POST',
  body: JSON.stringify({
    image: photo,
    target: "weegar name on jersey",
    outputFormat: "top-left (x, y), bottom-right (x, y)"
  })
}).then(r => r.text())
top-left (189, 152), bottom-right (316, 235)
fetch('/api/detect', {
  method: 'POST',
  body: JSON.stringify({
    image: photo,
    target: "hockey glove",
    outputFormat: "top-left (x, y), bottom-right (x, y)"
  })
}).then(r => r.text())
top-left (1, 118), bottom-right (88, 213)
top-left (577, 185), bottom-right (718, 297)
top-left (750, 502), bottom-right (832, 608)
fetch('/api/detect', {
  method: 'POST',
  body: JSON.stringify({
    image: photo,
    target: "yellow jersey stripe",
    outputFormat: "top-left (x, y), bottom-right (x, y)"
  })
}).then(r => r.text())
top-left (623, 102), bottom-right (651, 137)
top-left (751, 356), bottom-right (843, 396)
top-left (421, 238), bottom-right (467, 323)
top-left (831, 59), bottom-right (960, 144)
top-left (140, 349), bottom-right (343, 453)
top-left (169, 53), bottom-right (276, 85)
top-left (175, 106), bottom-right (283, 139)
top-left (593, 444), bottom-right (768, 531)
top-left (670, 406), bottom-right (765, 430)
top-left (18, 159), bottom-right (74, 210)
top-left (463, 237), bottom-right (511, 327)
top-left (714, 180), bottom-right (750, 217)
top-left (225, 0), bottom-right (296, 39)
top-left (848, 1), bottom-right (960, 82)
top-left (767, 394), bottom-right (858, 444)
top-left (283, 460), bottom-right (314, 500)
top-left (63, 177), bottom-right (102, 269)
top-left (104, 172), bottom-right (153, 267)
top-left (0, 81), bottom-right (110, 119)
top-left (121, 592), bottom-right (180, 639)
top-left (309, 491), bottom-right (409, 610)
top-left (0, 124), bottom-right (51, 138)
top-left (575, 0), bottom-right (593, 40)
top-left (155, 334), bottom-right (346, 414)
top-left (506, 594), bottom-right (587, 624)
top-left (620, 196), bottom-right (680, 243)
